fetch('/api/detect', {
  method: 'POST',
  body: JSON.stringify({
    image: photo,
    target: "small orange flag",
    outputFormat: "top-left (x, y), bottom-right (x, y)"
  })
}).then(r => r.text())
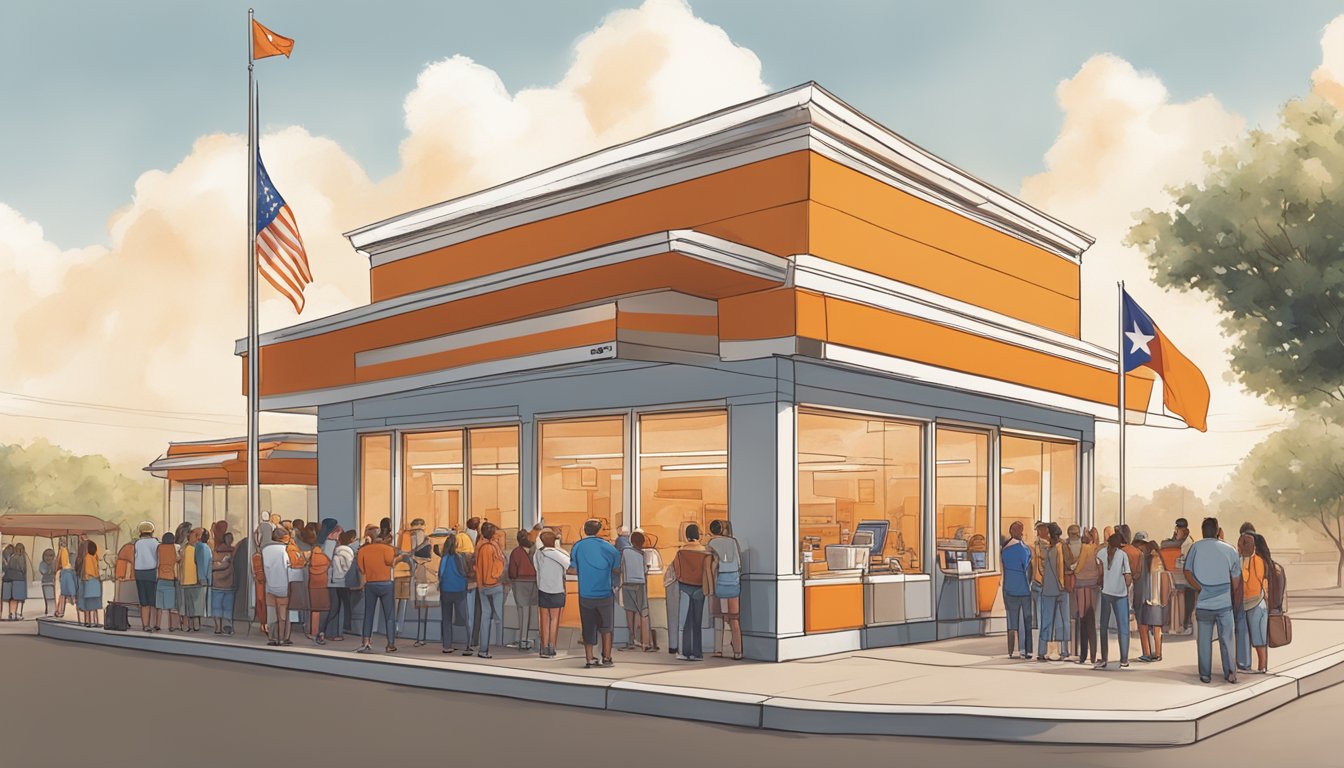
top-left (252, 19), bottom-right (295, 60)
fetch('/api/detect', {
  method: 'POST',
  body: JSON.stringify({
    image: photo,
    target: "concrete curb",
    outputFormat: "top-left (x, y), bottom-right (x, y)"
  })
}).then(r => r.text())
top-left (37, 619), bottom-right (1344, 745)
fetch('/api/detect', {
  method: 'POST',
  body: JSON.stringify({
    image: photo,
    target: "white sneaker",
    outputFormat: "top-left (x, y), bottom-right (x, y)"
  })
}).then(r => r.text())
top-left (676, 653), bottom-right (692, 661)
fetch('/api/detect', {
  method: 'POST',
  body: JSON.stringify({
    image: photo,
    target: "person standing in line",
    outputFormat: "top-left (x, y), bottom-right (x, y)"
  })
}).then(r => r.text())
top-left (322, 529), bottom-right (357, 642)
top-left (251, 523), bottom-right (273, 639)
top-left (1184, 517), bottom-right (1242, 684)
top-left (569, 519), bottom-right (621, 669)
top-left (473, 522), bottom-right (506, 659)
top-left (284, 527), bottom-right (310, 637)
top-left (1162, 518), bottom-right (1196, 634)
top-left (1001, 521), bottom-right (1034, 660)
top-left (620, 531), bottom-right (653, 653)
top-left (1059, 525), bottom-right (1081, 661)
top-left (394, 518), bottom-right (426, 639)
top-left (78, 540), bottom-right (103, 627)
top-left (662, 544), bottom-right (681, 658)
top-left (1237, 532), bottom-right (1271, 674)
top-left (437, 531), bottom-right (470, 654)
top-left (706, 520), bottom-right (744, 660)
top-left (1036, 523), bottom-right (1066, 662)
top-left (0, 545), bottom-right (11, 620)
top-left (1135, 537), bottom-right (1170, 662)
top-left (178, 529), bottom-right (206, 633)
top-left (154, 533), bottom-right (179, 631)
top-left (672, 524), bottom-right (716, 662)
top-left (462, 517), bottom-right (483, 652)
top-left (507, 529), bottom-right (539, 651)
top-left (355, 532), bottom-right (399, 654)
top-left (77, 538), bottom-right (102, 626)
top-left (210, 532), bottom-right (237, 635)
top-left (114, 541), bottom-right (137, 606)
top-left (615, 527), bottom-right (633, 552)
top-left (305, 528), bottom-right (331, 645)
top-left (39, 549), bottom-right (56, 616)
top-left (532, 530), bottom-right (569, 659)
top-left (55, 538), bottom-right (78, 619)
top-left (1094, 532), bottom-right (1133, 670)
top-left (261, 527), bottom-right (293, 646)
top-left (133, 523), bottom-right (159, 632)
top-left (1072, 528), bottom-right (1101, 665)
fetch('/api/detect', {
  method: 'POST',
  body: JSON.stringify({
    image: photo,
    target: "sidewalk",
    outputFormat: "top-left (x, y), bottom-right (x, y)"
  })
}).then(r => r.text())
top-left (35, 593), bottom-right (1344, 745)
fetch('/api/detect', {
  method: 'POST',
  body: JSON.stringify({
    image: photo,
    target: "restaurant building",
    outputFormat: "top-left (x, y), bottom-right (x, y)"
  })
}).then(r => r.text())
top-left (239, 83), bottom-right (1157, 661)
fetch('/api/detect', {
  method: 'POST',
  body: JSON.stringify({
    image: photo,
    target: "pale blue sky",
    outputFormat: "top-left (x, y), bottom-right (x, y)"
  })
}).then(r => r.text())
top-left (2, 0), bottom-right (1340, 248)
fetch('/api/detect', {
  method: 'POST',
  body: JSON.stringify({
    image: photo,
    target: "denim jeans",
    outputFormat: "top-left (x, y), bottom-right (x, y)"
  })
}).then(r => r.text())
top-left (1030, 582), bottom-right (1042, 630)
top-left (1099, 592), bottom-right (1130, 663)
top-left (678, 583), bottom-right (705, 658)
top-left (440, 590), bottom-right (467, 649)
top-left (1197, 606), bottom-right (1236, 680)
top-left (322, 587), bottom-right (352, 637)
top-left (478, 585), bottom-right (504, 654)
top-left (1003, 593), bottom-right (1033, 656)
top-left (467, 587), bottom-right (480, 648)
top-left (1234, 605), bottom-right (1250, 670)
top-left (362, 581), bottom-right (395, 643)
top-left (1055, 590), bottom-right (1072, 656)
top-left (1038, 593), bottom-right (1062, 657)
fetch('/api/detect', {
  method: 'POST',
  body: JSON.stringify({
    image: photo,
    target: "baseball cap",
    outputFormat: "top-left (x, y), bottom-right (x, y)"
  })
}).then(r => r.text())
top-left (1175, 518), bottom-right (1188, 529)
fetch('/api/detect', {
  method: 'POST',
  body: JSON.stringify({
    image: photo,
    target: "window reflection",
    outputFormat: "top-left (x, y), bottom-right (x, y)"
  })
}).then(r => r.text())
top-left (402, 430), bottom-right (464, 535)
top-left (470, 426), bottom-right (520, 533)
top-left (796, 410), bottom-right (923, 575)
top-left (638, 411), bottom-right (728, 574)
top-left (359, 433), bottom-right (392, 535)
top-left (935, 427), bottom-right (990, 572)
top-left (538, 417), bottom-right (625, 546)
top-left (1001, 436), bottom-right (1078, 541)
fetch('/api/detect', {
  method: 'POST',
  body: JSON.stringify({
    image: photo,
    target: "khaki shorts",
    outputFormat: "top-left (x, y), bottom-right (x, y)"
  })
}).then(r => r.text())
top-left (621, 584), bottom-right (648, 614)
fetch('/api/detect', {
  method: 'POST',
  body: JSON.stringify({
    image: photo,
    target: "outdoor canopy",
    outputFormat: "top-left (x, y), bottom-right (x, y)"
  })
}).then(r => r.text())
top-left (0, 514), bottom-right (122, 538)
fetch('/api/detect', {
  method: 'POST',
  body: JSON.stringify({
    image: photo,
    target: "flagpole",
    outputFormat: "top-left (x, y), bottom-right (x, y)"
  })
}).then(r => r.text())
top-left (246, 8), bottom-right (261, 621)
top-left (1117, 280), bottom-right (1126, 530)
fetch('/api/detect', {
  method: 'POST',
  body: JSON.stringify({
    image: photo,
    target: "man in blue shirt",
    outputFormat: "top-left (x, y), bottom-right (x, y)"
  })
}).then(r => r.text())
top-left (569, 519), bottom-right (621, 669)
top-left (1183, 517), bottom-right (1243, 684)
top-left (1001, 522), bottom-right (1034, 660)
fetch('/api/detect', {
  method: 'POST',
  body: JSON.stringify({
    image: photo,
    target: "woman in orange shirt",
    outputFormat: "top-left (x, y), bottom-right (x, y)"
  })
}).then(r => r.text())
top-left (78, 541), bottom-right (103, 627)
top-left (305, 528), bottom-right (331, 644)
top-left (252, 523), bottom-right (271, 639)
top-left (155, 533), bottom-right (178, 631)
top-left (1238, 533), bottom-right (1271, 674)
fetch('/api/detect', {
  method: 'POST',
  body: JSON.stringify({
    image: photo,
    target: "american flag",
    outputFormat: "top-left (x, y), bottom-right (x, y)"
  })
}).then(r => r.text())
top-left (255, 152), bottom-right (312, 313)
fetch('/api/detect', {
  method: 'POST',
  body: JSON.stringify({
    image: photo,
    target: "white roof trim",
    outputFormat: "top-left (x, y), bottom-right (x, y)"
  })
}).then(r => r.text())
top-left (143, 452), bottom-right (240, 473)
top-left (791, 255), bottom-right (1116, 371)
top-left (347, 82), bottom-right (1091, 264)
top-left (822, 344), bottom-right (1164, 426)
top-left (235, 230), bottom-right (787, 355)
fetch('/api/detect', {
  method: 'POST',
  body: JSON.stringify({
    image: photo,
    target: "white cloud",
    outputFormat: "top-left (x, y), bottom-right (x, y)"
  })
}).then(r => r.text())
top-left (1021, 53), bottom-right (1283, 502)
top-left (1312, 15), bottom-right (1344, 109)
top-left (0, 0), bottom-right (768, 469)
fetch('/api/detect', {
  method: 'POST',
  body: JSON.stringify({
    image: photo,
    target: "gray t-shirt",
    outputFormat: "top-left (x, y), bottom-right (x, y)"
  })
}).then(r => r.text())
top-left (1185, 538), bottom-right (1241, 611)
top-left (1041, 546), bottom-right (1062, 597)
top-left (621, 547), bottom-right (646, 585)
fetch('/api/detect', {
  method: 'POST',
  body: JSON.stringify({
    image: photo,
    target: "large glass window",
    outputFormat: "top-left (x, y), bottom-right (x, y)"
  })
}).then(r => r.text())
top-left (470, 426), bottom-right (520, 533)
top-left (935, 427), bottom-right (991, 573)
top-left (638, 411), bottom-right (728, 571)
top-left (402, 430), bottom-right (464, 535)
top-left (796, 409), bottom-right (923, 575)
top-left (1001, 436), bottom-right (1079, 541)
top-left (359, 433), bottom-right (392, 535)
top-left (538, 417), bottom-right (625, 546)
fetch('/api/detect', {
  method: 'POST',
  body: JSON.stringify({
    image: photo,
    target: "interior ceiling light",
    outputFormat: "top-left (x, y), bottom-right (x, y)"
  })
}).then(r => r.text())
top-left (661, 463), bottom-right (728, 471)
top-left (411, 463), bottom-right (463, 470)
top-left (553, 452), bottom-right (623, 460)
top-left (640, 450), bottom-right (727, 458)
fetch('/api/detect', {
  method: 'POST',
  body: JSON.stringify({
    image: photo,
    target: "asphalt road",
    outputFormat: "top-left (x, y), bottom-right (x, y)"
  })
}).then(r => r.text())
top-left (0, 634), bottom-right (1329, 767)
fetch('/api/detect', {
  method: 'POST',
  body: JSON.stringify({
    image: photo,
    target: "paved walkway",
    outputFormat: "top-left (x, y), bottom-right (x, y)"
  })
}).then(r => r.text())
top-left (36, 592), bottom-right (1344, 745)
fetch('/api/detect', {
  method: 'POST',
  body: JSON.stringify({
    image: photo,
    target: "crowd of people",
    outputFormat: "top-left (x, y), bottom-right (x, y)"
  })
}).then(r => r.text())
top-left (1001, 515), bottom-right (1284, 684)
top-left (117, 513), bottom-right (745, 669)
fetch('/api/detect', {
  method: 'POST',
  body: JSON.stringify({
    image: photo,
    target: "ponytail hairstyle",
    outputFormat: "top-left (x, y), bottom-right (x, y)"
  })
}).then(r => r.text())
top-left (1106, 532), bottom-right (1124, 568)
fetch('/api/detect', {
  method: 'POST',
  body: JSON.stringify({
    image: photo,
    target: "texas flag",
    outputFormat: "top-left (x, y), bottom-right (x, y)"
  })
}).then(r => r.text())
top-left (1121, 290), bottom-right (1210, 432)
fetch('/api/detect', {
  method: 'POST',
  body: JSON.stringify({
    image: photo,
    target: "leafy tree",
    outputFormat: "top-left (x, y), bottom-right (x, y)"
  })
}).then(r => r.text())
top-left (1241, 416), bottom-right (1344, 587)
top-left (1128, 95), bottom-right (1344, 411)
top-left (0, 440), bottom-right (160, 543)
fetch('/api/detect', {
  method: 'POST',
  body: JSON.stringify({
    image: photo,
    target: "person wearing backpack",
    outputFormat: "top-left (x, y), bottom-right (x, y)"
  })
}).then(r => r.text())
top-left (1238, 533), bottom-right (1272, 674)
top-left (473, 522), bottom-right (506, 659)
top-left (322, 529), bottom-right (357, 642)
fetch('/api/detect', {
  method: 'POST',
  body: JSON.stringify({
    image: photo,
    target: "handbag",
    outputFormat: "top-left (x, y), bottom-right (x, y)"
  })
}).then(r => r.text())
top-left (1267, 612), bottom-right (1293, 648)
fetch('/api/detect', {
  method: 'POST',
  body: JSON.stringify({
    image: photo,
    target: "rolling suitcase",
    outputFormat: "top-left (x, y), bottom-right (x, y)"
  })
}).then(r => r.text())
top-left (104, 602), bottom-right (130, 631)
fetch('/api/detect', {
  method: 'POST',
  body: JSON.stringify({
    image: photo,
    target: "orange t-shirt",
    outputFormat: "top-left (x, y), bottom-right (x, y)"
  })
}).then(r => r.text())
top-left (82, 554), bottom-right (99, 580)
top-left (357, 542), bottom-right (396, 583)
top-left (156, 544), bottom-right (178, 580)
top-left (1243, 556), bottom-right (1267, 599)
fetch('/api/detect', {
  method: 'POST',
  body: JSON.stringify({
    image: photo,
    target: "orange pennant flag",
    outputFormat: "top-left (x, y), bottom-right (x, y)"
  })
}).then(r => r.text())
top-left (252, 19), bottom-right (295, 60)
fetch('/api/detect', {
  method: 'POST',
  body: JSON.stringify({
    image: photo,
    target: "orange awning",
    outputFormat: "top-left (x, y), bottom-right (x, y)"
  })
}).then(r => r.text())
top-left (144, 432), bottom-right (316, 486)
